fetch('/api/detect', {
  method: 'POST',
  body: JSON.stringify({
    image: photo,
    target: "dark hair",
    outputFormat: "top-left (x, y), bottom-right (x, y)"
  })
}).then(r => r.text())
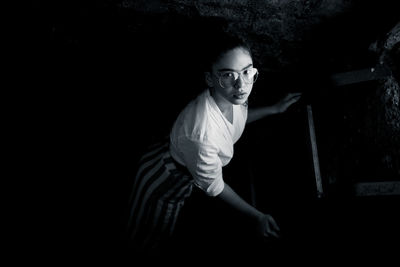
top-left (201, 28), bottom-right (252, 72)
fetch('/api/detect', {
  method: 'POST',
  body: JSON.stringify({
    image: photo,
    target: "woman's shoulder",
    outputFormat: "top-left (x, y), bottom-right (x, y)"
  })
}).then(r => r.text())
top-left (171, 90), bottom-right (213, 138)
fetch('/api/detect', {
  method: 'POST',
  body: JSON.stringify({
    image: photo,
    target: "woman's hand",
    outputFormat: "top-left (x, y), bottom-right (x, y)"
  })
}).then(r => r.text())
top-left (274, 92), bottom-right (302, 114)
top-left (256, 213), bottom-right (281, 240)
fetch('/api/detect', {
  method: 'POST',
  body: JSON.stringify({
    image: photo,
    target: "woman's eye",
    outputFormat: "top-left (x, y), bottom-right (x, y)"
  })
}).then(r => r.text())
top-left (222, 72), bottom-right (234, 78)
top-left (243, 69), bottom-right (253, 76)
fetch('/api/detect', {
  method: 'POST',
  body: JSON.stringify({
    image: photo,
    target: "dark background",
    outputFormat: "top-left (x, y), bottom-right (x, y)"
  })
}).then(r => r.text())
top-left (24, 0), bottom-right (400, 263)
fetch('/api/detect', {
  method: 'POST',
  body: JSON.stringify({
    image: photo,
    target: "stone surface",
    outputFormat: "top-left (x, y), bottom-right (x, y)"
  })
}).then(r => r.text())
top-left (115, 0), bottom-right (354, 72)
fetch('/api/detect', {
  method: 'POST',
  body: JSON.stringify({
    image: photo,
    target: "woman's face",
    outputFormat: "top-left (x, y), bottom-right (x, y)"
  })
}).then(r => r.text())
top-left (206, 47), bottom-right (255, 106)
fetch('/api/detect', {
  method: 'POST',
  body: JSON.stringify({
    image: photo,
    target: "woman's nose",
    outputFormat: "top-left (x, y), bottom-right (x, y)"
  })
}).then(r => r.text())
top-left (234, 74), bottom-right (245, 88)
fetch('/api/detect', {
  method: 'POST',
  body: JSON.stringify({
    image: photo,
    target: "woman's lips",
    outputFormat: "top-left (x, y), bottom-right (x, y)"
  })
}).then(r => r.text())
top-left (234, 93), bottom-right (247, 99)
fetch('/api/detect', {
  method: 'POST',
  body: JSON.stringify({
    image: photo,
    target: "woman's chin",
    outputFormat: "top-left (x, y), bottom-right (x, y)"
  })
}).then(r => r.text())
top-left (231, 95), bottom-right (248, 105)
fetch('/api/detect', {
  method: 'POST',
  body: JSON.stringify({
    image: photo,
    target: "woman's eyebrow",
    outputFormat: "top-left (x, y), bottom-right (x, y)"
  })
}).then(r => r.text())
top-left (217, 64), bottom-right (253, 72)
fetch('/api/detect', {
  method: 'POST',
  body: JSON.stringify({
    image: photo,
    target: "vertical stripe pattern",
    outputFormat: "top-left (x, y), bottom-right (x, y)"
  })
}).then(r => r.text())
top-left (127, 140), bottom-right (194, 252)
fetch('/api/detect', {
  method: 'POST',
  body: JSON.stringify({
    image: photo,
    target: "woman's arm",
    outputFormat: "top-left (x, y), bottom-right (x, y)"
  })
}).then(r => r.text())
top-left (217, 182), bottom-right (280, 238)
top-left (247, 92), bottom-right (302, 124)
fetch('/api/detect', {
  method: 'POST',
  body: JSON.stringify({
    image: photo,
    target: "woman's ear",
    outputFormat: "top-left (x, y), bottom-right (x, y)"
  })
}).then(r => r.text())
top-left (205, 72), bottom-right (214, 87)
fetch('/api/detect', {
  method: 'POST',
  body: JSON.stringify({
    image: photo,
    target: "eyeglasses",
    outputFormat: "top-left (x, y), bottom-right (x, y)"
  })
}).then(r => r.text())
top-left (216, 67), bottom-right (258, 88)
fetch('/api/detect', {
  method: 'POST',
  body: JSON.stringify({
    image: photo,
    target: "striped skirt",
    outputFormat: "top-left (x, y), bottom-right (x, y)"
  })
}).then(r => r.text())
top-left (127, 139), bottom-right (194, 252)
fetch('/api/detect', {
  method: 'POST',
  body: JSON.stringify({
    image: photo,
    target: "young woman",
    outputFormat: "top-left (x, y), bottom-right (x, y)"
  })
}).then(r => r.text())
top-left (126, 29), bottom-right (301, 255)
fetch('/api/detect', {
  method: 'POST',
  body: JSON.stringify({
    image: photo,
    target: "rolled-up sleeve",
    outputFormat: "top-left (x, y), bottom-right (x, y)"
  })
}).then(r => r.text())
top-left (177, 137), bottom-right (224, 197)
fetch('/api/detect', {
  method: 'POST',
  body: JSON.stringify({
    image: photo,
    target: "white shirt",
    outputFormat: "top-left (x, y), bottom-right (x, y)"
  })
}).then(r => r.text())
top-left (169, 89), bottom-right (248, 196)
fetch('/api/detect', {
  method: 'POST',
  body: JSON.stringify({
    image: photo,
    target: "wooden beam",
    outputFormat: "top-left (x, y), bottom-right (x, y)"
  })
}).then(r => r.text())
top-left (330, 64), bottom-right (391, 87)
top-left (354, 181), bottom-right (400, 196)
top-left (307, 105), bottom-right (324, 198)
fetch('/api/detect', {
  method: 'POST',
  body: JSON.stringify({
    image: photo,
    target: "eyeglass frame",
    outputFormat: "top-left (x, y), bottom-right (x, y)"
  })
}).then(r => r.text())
top-left (213, 67), bottom-right (259, 89)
